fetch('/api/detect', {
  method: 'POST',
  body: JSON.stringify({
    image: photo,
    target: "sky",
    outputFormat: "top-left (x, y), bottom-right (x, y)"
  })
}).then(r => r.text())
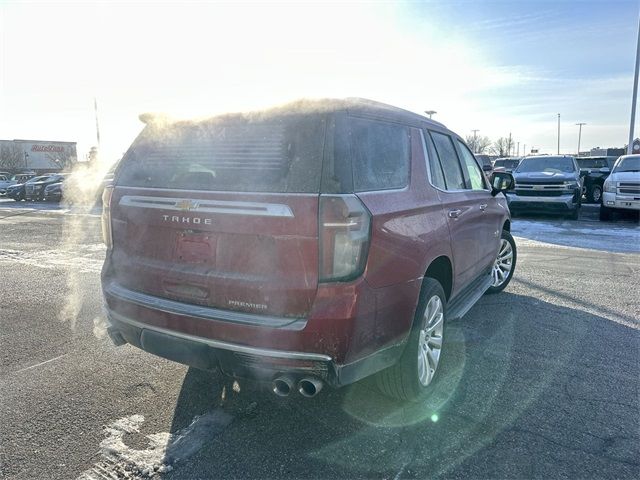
top-left (0, 0), bottom-right (638, 162)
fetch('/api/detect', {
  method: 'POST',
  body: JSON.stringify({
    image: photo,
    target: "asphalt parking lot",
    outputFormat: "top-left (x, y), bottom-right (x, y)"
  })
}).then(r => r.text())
top-left (0, 200), bottom-right (638, 479)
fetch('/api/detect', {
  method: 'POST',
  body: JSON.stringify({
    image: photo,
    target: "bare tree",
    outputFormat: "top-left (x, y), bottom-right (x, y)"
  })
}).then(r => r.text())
top-left (465, 134), bottom-right (492, 154)
top-left (0, 143), bottom-right (25, 171)
top-left (46, 147), bottom-right (77, 170)
top-left (491, 137), bottom-right (511, 157)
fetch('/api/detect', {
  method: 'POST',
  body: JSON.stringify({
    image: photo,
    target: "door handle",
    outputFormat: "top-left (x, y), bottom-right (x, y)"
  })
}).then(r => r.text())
top-left (448, 209), bottom-right (462, 219)
top-left (479, 204), bottom-right (488, 211)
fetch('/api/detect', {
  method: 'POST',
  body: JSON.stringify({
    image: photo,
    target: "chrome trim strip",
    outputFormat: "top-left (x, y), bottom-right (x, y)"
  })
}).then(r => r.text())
top-left (119, 195), bottom-right (294, 217)
top-left (506, 193), bottom-right (574, 203)
top-left (105, 282), bottom-right (306, 329)
top-left (107, 309), bottom-right (333, 362)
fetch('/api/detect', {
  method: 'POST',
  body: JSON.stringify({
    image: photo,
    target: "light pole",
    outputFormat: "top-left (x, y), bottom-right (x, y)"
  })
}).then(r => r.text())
top-left (424, 110), bottom-right (437, 119)
top-left (557, 113), bottom-right (561, 154)
top-left (23, 152), bottom-right (29, 169)
top-left (471, 129), bottom-right (479, 153)
top-left (523, 144), bottom-right (527, 156)
top-left (628, 15), bottom-right (640, 154)
top-left (576, 122), bottom-right (587, 156)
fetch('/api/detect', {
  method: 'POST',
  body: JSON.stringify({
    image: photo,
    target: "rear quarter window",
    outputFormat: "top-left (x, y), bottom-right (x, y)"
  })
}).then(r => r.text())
top-left (348, 117), bottom-right (410, 192)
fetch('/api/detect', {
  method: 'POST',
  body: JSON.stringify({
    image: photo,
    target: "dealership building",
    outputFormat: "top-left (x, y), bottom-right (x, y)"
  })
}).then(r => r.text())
top-left (0, 139), bottom-right (77, 174)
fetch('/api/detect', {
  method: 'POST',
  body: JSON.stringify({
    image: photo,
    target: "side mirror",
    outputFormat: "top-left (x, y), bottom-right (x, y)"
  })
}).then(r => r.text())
top-left (490, 171), bottom-right (514, 196)
top-left (482, 164), bottom-right (493, 172)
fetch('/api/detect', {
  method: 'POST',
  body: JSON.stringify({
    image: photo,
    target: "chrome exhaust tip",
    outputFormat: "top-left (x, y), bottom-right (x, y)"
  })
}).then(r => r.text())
top-left (271, 375), bottom-right (295, 397)
top-left (298, 378), bottom-right (323, 397)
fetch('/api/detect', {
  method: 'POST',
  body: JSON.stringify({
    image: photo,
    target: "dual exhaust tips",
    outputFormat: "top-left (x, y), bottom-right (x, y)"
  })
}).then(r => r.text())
top-left (272, 375), bottom-right (323, 398)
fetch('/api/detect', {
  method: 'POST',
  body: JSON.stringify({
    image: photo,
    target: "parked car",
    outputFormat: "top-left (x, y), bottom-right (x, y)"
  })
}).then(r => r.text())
top-left (24, 173), bottom-right (69, 201)
top-left (101, 99), bottom-right (517, 401)
top-left (6, 175), bottom-right (51, 201)
top-left (0, 172), bottom-right (39, 196)
top-left (600, 154), bottom-right (640, 220)
top-left (506, 155), bottom-right (582, 219)
top-left (11, 172), bottom-right (37, 184)
top-left (493, 157), bottom-right (521, 173)
top-left (576, 156), bottom-right (617, 203)
top-left (44, 179), bottom-right (67, 202)
top-left (0, 175), bottom-right (10, 195)
top-left (476, 154), bottom-right (494, 174)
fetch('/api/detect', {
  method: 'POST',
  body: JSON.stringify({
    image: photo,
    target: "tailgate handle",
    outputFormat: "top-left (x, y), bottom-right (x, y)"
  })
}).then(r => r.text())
top-left (448, 209), bottom-right (462, 219)
top-left (479, 204), bottom-right (488, 211)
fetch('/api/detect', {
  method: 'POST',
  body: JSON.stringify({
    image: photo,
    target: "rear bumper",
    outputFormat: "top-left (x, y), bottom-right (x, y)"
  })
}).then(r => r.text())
top-left (506, 192), bottom-right (579, 212)
top-left (602, 192), bottom-right (640, 211)
top-left (102, 277), bottom-right (419, 387)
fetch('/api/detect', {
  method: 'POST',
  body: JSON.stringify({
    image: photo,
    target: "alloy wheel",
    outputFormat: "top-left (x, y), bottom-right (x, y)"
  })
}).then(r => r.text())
top-left (491, 239), bottom-right (513, 287)
top-left (417, 295), bottom-right (444, 387)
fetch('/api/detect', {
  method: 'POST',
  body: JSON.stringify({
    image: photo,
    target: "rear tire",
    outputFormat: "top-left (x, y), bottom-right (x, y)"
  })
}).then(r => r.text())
top-left (375, 278), bottom-right (446, 401)
top-left (588, 185), bottom-right (602, 204)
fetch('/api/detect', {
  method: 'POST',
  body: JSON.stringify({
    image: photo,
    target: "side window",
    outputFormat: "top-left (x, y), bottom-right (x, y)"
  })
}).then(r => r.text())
top-left (456, 140), bottom-right (486, 190)
top-left (422, 130), bottom-right (446, 190)
top-left (349, 117), bottom-right (410, 191)
top-left (429, 131), bottom-right (466, 190)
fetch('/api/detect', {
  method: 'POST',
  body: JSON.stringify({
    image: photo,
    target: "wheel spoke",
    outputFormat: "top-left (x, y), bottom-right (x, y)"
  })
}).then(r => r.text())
top-left (426, 314), bottom-right (443, 334)
top-left (418, 350), bottom-right (426, 382)
top-left (499, 251), bottom-right (513, 262)
top-left (428, 335), bottom-right (442, 348)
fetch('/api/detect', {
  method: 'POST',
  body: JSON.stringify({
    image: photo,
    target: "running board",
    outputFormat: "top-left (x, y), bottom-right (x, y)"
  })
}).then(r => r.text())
top-left (446, 273), bottom-right (493, 320)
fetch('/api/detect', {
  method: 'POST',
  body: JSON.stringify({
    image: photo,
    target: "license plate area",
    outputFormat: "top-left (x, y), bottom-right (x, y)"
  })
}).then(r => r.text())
top-left (174, 231), bottom-right (215, 264)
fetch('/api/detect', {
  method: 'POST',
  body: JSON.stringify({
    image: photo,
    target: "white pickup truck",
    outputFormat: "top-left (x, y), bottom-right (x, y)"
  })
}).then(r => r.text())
top-left (601, 154), bottom-right (640, 220)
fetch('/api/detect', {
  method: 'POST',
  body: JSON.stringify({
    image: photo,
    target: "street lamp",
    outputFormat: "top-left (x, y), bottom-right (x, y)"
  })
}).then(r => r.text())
top-left (628, 15), bottom-right (640, 154)
top-left (424, 110), bottom-right (437, 119)
top-left (557, 113), bottom-right (561, 155)
top-left (24, 152), bottom-right (29, 169)
top-left (576, 123), bottom-right (587, 156)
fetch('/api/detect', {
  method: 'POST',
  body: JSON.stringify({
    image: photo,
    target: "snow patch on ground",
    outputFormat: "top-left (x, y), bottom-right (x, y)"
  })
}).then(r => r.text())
top-left (78, 411), bottom-right (232, 479)
top-left (512, 219), bottom-right (639, 253)
top-left (0, 244), bottom-right (105, 273)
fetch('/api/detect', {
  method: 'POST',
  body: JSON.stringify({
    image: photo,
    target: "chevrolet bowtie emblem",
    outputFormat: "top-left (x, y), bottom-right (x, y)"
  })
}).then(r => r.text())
top-left (175, 199), bottom-right (199, 211)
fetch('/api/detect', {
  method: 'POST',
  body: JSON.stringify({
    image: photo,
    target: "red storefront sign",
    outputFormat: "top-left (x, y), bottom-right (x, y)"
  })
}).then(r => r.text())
top-left (31, 145), bottom-right (65, 153)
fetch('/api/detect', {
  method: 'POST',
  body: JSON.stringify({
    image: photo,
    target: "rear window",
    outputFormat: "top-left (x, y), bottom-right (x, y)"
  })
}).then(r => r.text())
top-left (117, 115), bottom-right (325, 193)
top-left (348, 117), bottom-right (410, 192)
top-left (494, 159), bottom-right (520, 169)
top-left (577, 158), bottom-right (608, 169)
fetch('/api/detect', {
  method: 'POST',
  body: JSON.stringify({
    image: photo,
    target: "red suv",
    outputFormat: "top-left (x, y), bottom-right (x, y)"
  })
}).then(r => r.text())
top-left (101, 99), bottom-right (516, 400)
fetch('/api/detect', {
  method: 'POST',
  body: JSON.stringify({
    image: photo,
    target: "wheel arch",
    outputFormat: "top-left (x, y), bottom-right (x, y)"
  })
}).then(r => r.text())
top-left (424, 256), bottom-right (453, 301)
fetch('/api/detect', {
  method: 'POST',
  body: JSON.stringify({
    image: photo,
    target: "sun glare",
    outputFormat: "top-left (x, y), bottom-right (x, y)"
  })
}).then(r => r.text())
top-left (2, 2), bottom-right (522, 160)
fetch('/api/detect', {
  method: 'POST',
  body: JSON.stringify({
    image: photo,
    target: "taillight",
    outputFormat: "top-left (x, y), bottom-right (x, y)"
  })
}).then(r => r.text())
top-left (319, 194), bottom-right (371, 282)
top-left (101, 185), bottom-right (114, 249)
